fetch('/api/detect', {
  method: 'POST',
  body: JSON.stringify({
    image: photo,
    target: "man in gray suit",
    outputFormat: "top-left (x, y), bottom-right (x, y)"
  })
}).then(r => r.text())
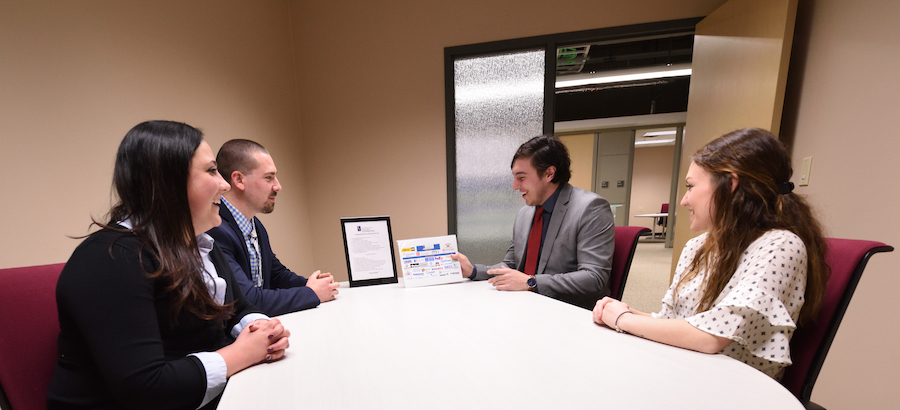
top-left (452, 135), bottom-right (614, 309)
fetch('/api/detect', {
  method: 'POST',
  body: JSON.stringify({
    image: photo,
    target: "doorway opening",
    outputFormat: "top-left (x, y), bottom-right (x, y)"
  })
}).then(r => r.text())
top-left (556, 121), bottom-right (683, 249)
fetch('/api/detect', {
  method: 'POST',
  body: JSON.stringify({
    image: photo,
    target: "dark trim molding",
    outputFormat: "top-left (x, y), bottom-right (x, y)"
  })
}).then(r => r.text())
top-left (444, 46), bottom-right (458, 235)
top-left (543, 45), bottom-right (557, 135)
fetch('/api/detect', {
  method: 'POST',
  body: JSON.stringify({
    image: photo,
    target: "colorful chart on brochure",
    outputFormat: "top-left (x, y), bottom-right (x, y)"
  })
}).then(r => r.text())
top-left (396, 234), bottom-right (464, 288)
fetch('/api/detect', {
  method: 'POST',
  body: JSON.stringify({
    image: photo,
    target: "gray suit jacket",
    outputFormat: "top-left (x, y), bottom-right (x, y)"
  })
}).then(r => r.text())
top-left (474, 183), bottom-right (614, 309)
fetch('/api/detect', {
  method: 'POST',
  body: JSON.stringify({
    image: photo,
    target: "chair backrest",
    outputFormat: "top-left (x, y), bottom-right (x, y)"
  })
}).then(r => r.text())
top-left (0, 263), bottom-right (65, 410)
top-left (658, 204), bottom-right (669, 227)
top-left (781, 239), bottom-right (893, 402)
top-left (609, 226), bottom-right (650, 300)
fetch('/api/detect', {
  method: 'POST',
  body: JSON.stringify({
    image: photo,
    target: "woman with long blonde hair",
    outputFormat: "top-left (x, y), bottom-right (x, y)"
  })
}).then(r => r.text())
top-left (593, 128), bottom-right (828, 379)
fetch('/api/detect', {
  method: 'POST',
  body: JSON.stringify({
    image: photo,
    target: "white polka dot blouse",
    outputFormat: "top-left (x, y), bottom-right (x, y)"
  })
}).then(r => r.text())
top-left (653, 230), bottom-right (808, 379)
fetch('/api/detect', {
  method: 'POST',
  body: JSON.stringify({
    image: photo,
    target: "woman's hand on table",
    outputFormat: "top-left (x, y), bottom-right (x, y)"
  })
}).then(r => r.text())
top-left (593, 297), bottom-right (630, 328)
top-left (220, 318), bottom-right (291, 377)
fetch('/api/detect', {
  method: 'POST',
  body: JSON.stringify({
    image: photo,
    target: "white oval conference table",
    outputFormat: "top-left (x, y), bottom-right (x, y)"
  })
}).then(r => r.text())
top-left (219, 279), bottom-right (803, 410)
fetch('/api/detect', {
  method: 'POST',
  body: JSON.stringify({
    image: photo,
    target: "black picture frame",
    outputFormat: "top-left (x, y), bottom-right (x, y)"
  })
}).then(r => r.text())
top-left (340, 216), bottom-right (399, 287)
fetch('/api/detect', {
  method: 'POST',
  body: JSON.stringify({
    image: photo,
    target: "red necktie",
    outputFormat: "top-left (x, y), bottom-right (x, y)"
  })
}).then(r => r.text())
top-left (523, 206), bottom-right (544, 275)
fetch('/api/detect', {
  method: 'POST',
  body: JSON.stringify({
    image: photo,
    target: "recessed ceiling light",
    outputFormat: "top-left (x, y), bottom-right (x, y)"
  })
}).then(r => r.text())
top-left (635, 139), bottom-right (676, 147)
top-left (643, 131), bottom-right (677, 137)
top-left (556, 65), bottom-right (691, 89)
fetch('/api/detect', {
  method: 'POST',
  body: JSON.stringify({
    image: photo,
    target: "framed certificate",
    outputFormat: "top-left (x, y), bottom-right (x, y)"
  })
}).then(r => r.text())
top-left (340, 216), bottom-right (399, 287)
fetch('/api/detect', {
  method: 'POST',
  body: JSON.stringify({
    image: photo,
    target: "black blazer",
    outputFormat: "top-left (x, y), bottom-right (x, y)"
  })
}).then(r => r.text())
top-left (47, 228), bottom-right (261, 410)
top-left (207, 204), bottom-right (319, 316)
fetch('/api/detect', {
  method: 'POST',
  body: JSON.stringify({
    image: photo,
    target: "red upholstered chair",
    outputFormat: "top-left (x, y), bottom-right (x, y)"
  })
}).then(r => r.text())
top-left (657, 203), bottom-right (669, 237)
top-left (609, 226), bottom-right (650, 300)
top-left (781, 239), bottom-right (893, 410)
top-left (0, 263), bottom-right (65, 410)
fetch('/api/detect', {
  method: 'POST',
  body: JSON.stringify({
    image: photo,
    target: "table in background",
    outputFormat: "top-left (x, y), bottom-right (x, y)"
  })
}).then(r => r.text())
top-left (634, 212), bottom-right (668, 242)
top-left (219, 280), bottom-right (802, 410)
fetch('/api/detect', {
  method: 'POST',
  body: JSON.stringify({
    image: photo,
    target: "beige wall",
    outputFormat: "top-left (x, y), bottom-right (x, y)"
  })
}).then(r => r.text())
top-left (0, 0), bottom-right (315, 274)
top-left (629, 145), bottom-right (675, 227)
top-left (559, 133), bottom-right (595, 191)
top-left (783, 0), bottom-right (900, 406)
top-left (4, 0), bottom-right (896, 408)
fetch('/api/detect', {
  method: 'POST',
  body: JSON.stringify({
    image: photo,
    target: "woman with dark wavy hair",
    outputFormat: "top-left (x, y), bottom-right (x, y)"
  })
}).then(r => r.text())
top-left (593, 128), bottom-right (828, 379)
top-left (48, 121), bottom-right (291, 409)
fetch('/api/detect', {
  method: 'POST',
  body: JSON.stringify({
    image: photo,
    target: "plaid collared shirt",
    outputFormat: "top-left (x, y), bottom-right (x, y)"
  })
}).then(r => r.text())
top-left (221, 196), bottom-right (262, 287)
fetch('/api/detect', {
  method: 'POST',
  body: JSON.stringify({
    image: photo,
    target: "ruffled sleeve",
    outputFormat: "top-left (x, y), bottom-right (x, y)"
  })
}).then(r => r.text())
top-left (684, 230), bottom-right (808, 376)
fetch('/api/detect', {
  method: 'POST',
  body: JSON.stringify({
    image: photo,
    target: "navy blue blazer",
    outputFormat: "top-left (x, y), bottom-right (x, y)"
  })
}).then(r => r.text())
top-left (207, 204), bottom-right (320, 316)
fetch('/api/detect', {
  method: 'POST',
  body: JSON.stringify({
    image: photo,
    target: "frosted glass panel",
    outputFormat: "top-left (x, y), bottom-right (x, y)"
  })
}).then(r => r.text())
top-left (454, 49), bottom-right (545, 265)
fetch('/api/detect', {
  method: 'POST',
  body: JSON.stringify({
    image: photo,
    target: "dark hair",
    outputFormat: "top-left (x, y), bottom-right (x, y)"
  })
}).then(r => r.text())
top-left (677, 128), bottom-right (829, 325)
top-left (216, 139), bottom-right (269, 184)
top-left (104, 120), bottom-right (232, 322)
top-left (510, 135), bottom-right (571, 184)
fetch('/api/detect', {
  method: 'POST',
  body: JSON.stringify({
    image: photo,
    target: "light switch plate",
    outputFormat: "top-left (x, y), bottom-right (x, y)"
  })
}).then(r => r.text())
top-left (799, 157), bottom-right (812, 186)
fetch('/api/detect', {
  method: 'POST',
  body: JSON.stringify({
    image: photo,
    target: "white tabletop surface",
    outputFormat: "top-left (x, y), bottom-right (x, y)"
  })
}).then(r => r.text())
top-left (219, 279), bottom-right (802, 410)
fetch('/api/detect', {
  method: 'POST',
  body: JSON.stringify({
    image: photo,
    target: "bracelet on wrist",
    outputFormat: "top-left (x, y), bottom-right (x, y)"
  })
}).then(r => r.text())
top-left (614, 311), bottom-right (633, 333)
